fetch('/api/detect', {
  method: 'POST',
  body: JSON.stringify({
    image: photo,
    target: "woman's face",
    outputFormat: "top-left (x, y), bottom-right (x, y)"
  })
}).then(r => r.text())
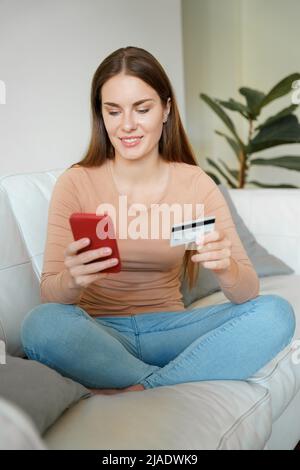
top-left (101, 73), bottom-right (170, 162)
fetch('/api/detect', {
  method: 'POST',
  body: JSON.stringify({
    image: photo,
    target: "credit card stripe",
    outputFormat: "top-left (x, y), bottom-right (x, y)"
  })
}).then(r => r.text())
top-left (171, 217), bottom-right (215, 233)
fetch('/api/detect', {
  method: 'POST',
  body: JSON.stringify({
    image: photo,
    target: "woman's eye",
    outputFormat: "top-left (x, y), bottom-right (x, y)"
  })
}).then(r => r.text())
top-left (108, 109), bottom-right (149, 116)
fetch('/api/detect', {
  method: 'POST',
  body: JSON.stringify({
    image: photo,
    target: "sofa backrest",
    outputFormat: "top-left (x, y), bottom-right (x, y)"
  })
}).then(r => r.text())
top-left (0, 168), bottom-right (299, 356)
top-left (229, 188), bottom-right (300, 276)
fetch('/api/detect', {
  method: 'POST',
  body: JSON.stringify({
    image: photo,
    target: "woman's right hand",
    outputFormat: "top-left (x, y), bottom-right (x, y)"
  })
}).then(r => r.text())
top-left (64, 238), bottom-right (119, 289)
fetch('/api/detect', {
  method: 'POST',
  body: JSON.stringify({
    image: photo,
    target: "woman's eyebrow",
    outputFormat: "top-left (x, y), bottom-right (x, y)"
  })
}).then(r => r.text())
top-left (103, 98), bottom-right (155, 107)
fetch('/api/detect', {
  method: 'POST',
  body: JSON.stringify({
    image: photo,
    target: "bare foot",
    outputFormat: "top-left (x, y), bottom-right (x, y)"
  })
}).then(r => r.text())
top-left (119, 384), bottom-right (145, 393)
top-left (89, 384), bottom-right (145, 396)
top-left (89, 388), bottom-right (122, 395)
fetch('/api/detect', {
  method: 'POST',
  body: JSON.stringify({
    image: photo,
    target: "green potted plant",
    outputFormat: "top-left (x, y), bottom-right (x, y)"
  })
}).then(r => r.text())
top-left (200, 73), bottom-right (300, 188)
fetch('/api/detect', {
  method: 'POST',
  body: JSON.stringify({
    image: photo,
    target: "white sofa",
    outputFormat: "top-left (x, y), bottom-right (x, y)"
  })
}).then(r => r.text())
top-left (0, 168), bottom-right (299, 450)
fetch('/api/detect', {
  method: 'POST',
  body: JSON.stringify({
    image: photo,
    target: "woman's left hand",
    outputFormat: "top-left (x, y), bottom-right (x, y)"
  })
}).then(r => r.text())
top-left (191, 230), bottom-right (232, 271)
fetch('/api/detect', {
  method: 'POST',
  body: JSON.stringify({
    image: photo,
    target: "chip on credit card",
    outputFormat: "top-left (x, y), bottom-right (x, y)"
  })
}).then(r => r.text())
top-left (170, 216), bottom-right (216, 249)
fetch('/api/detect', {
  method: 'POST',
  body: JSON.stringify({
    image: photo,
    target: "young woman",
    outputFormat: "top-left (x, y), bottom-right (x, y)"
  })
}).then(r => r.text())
top-left (21, 46), bottom-right (295, 395)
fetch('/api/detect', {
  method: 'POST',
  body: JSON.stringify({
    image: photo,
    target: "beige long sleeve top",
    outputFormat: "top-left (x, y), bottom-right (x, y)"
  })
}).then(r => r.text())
top-left (40, 160), bottom-right (259, 317)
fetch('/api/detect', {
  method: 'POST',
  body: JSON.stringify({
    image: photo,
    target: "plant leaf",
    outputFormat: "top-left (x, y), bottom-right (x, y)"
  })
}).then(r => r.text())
top-left (217, 98), bottom-right (249, 118)
top-left (215, 130), bottom-right (243, 162)
top-left (206, 157), bottom-right (237, 188)
top-left (250, 156), bottom-right (300, 171)
top-left (218, 158), bottom-right (239, 182)
top-left (200, 93), bottom-right (243, 145)
top-left (255, 104), bottom-right (299, 131)
top-left (239, 87), bottom-right (265, 118)
top-left (248, 114), bottom-right (300, 153)
top-left (248, 180), bottom-right (299, 188)
top-left (260, 73), bottom-right (300, 108)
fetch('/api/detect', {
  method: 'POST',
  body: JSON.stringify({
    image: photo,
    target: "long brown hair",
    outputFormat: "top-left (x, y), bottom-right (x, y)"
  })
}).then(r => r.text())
top-left (70, 46), bottom-right (200, 290)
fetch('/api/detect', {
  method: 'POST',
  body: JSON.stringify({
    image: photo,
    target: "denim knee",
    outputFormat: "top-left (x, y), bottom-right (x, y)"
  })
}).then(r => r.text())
top-left (21, 302), bottom-right (67, 352)
top-left (257, 294), bottom-right (296, 346)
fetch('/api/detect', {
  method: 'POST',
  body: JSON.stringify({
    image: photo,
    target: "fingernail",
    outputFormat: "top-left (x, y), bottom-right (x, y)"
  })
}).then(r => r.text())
top-left (104, 247), bottom-right (112, 254)
top-left (83, 238), bottom-right (90, 244)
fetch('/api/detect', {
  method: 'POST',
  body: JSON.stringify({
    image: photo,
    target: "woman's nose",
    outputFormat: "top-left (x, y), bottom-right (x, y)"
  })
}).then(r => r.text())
top-left (121, 113), bottom-right (137, 131)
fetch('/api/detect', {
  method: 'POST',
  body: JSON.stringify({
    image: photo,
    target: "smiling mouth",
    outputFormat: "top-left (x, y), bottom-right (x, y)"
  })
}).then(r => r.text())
top-left (120, 137), bottom-right (144, 142)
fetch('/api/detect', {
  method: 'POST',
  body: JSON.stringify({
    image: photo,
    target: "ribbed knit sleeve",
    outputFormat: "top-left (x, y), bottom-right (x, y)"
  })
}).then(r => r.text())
top-left (40, 169), bottom-right (84, 304)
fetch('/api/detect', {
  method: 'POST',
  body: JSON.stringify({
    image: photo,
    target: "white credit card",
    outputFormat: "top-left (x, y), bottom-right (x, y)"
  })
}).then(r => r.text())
top-left (170, 216), bottom-right (216, 249)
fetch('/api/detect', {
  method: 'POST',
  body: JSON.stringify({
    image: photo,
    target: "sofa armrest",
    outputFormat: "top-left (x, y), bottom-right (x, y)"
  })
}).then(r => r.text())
top-left (0, 397), bottom-right (47, 450)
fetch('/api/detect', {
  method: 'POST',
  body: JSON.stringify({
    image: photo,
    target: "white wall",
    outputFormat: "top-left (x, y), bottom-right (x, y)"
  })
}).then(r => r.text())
top-left (182, 0), bottom-right (300, 188)
top-left (0, 0), bottom-right (185, 176)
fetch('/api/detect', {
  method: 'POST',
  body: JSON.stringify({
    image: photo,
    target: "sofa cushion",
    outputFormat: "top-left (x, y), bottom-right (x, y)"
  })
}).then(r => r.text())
top-left (180, 184), bottom-right (294, 307)
top-left (0, 355), bottom-right (92, 435)
top-left (44, 380), bottom-right (271, 450)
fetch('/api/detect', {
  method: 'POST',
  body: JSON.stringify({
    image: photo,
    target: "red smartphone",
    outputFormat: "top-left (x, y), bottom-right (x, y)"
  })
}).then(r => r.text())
top-left (69, 212), bottom-right (121, 273)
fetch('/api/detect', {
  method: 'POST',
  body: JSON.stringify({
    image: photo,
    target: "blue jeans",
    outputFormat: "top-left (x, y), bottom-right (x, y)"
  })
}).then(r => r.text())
top-left (20, 294), bottom-right (296, 390)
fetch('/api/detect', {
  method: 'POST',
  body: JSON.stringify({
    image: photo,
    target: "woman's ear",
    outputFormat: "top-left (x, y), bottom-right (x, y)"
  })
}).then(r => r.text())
top-left (164, 97), bottom-right (171, 122)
